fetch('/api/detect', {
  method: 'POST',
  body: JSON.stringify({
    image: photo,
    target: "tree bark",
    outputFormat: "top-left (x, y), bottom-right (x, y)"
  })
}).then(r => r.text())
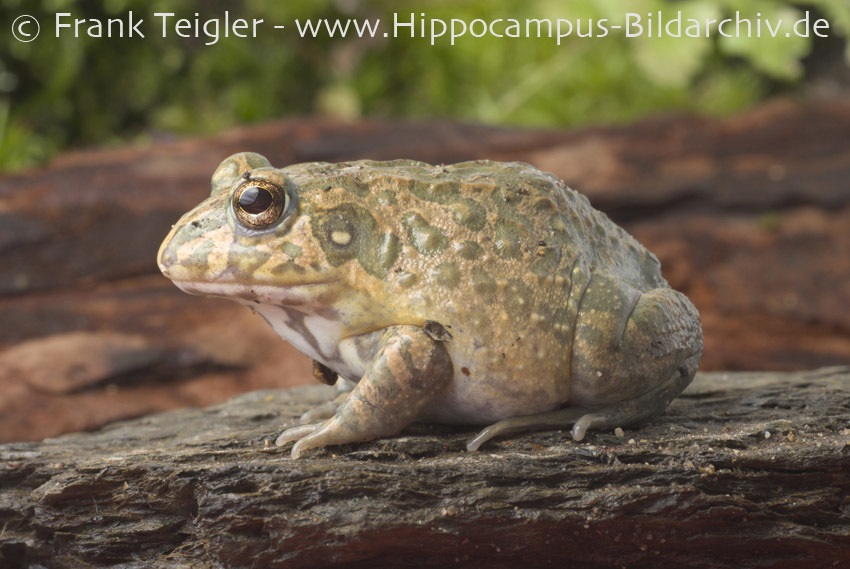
top-left (1, 367), bottom-right (848, 569)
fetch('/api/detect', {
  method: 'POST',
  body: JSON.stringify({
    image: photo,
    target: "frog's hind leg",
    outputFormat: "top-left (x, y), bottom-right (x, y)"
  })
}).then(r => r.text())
top-left (466, 363), bottom-right (694, 451)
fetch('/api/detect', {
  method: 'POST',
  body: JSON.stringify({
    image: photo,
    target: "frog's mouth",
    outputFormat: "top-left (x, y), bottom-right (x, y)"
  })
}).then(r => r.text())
top-left (169, 280), bottom-right (338, 309)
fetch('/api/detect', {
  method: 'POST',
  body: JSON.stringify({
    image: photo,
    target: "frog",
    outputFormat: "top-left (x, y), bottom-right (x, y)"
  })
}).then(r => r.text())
top-left (157, 152), bottom-right (703, 458)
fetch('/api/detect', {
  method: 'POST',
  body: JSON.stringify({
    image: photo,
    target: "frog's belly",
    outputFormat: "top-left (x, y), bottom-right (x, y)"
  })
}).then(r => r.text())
top-left (419, 377), bottom-right (565, 425)
top-left (421, 350), bottom-right (570, 425)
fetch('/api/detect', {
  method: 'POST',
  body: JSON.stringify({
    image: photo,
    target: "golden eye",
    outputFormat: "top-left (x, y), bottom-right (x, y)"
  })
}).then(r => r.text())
top-left (233, 179), bottom-right (287, 229)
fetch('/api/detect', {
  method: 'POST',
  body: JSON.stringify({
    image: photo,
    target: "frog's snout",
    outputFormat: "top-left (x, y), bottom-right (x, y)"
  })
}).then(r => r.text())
top-left (157, 242), bottom-right (171, 278)
top-left (157, 224), bottom-right (181, 279)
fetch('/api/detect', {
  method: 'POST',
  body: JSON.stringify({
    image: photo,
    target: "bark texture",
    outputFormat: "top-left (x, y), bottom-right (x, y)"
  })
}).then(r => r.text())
top-left (1, 367), bottom-right (849, 569)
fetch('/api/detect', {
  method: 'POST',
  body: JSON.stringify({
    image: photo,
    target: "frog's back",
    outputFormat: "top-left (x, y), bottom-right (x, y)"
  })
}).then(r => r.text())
top-left (285, 158), bottom-right (666, 299)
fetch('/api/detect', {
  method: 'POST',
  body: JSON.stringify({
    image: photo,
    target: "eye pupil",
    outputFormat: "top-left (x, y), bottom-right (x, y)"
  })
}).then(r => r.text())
top-left (233, 179), bottom-right (289, 230)
top-left (238, 186), bottom-right (273, 214)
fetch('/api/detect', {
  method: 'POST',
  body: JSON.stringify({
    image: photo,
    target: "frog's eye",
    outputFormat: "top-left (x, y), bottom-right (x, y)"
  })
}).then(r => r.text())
top-left (233, 179), bottom-right (288, 229)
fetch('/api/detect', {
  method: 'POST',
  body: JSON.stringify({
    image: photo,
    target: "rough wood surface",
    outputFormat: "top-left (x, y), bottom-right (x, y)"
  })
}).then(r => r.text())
top-left (1, 367), bottom-right (848, 569)
top-left (2, 98), bottom-right (850, 443)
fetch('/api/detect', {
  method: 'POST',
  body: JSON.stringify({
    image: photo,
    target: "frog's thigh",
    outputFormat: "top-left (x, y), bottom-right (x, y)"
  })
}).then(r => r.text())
top-left (277, 325), bottom-right (453, 458)
top-left (571, 274), bottom-right (702, 404)
top-left (568, 274), bottom-right (702, 429)
top-left (468, 278), bottom-right (702, 451)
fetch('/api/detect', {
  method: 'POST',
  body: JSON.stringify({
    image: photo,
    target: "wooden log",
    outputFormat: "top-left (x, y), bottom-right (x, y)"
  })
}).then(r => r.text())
top-left (1, 367), bottom-right (848, 568)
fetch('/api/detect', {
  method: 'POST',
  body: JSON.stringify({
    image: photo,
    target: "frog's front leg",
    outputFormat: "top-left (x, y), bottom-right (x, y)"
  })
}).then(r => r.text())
top-left (276, 325), bottom-right (453, 458)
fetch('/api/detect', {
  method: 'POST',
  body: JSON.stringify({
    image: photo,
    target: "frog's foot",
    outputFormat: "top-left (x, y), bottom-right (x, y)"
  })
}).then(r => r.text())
top-left (275, 325), bottom-right (453, 459)
top-left (275, 417), bottom-right (358, 459)
top-left (280, 413), bottom-right (397, 459)
top-left (467, 360), bottom-right (697, 452)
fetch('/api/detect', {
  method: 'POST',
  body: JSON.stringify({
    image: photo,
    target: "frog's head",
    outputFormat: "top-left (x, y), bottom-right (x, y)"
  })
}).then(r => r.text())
top-left (157, 152), bottom-right (386, 314)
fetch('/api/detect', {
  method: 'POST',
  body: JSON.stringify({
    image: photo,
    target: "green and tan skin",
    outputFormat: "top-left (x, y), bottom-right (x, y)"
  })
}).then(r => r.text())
top-left (158, 153), bottom-right (703, 458)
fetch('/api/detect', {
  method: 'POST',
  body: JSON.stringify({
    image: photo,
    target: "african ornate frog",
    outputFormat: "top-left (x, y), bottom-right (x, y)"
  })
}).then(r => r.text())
top-left (158, 153), bottom-right (703, 458)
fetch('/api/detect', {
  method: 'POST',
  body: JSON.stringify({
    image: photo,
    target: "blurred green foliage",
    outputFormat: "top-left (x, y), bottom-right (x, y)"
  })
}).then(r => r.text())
top-left (1, 0), bottom-right (848, 171)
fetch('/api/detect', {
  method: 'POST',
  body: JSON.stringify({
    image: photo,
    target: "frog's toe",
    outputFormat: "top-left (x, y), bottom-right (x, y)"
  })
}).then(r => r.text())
top-left (300, 401), bottom-right (338, 423)
top-left (299, 391), bottom-right (349, 423)
top-left (290, 430), bottom-right (330, 459)
top-left (570, 413), bottom-right (603, 441)
top-left (467, 406), bottom-right (590, 452)
top-left (570, 408), bottom-right (639, 441)
top-left (275, 423), bottom-right (322, 449)
top-left (466, 428), bottom-right (495, 452)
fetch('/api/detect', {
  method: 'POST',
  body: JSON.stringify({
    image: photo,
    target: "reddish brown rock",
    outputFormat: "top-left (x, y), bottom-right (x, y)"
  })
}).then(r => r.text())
top-left (0, 332), bottom-right (163, 395)
top-left (1, 99), bottom-right (848, 443)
